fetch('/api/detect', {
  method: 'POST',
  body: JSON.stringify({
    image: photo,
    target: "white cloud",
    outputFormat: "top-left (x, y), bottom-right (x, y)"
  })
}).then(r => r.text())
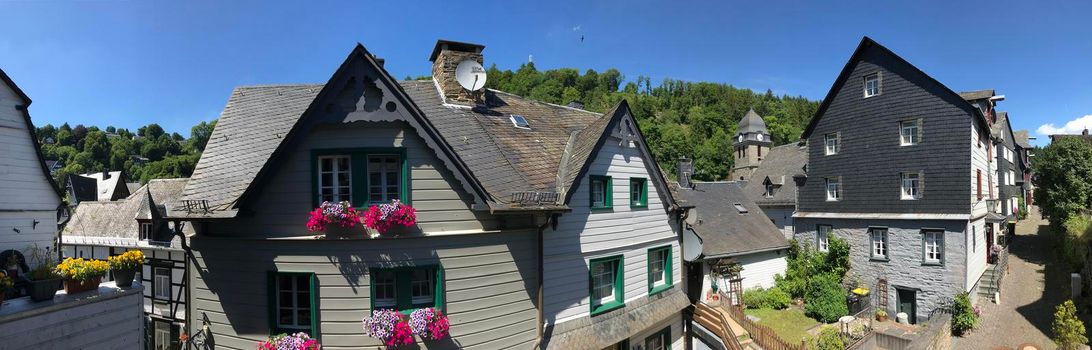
top-left (1037, 114), bottom-right (1092, 136)
top-left (572, 25), bottom-right (582, 32)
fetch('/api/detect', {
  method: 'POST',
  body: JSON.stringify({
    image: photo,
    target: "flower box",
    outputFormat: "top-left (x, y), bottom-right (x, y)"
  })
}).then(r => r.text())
top-left (307, 201), bottom-right (365, 239)
top-left (363, 200), bottom-right (417, 236)
top-left (363, 307), bottom-right (449, 347)
top-left (55, 257), bottom-right (109, 295)
top-left (64, 276), bottom-right (102, 294)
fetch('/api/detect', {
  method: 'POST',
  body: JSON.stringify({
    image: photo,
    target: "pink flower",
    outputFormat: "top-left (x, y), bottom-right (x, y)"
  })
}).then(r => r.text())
top-left (363, 200), bottom-right (417, 235)
top-left (386, 321), bottom-right (415, 347)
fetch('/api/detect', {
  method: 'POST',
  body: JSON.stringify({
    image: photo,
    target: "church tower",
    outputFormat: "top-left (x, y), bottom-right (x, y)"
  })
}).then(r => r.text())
top-left (731, 109), bottom-right (771, 180)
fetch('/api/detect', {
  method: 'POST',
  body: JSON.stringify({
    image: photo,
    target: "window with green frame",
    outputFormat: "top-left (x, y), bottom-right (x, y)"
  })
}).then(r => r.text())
top-left (589, 175), bottom-right (613, 210)
top-left (267, 271), bottom-right (317, 335)
top-left (369, 266), bottom-right (444, 314)
top-left (311, 148), bottom-right (409, 208)
top-left (645, 326), bottom-right (671, 350)
top-left (629, 177), bottom-right (648, 208)
top-left (647, 245), bottom-right (673, 295)
top-left (589, 255), bottom-right (624, 316)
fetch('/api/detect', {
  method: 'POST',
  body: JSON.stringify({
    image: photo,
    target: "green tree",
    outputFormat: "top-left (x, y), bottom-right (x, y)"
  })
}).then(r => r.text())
top-left (1033, 137), bottom-right (1092, 226)
top-left (187, 120), bottom-right (217, 153)
top-left (1052, 300), bottom-right (1087, 350)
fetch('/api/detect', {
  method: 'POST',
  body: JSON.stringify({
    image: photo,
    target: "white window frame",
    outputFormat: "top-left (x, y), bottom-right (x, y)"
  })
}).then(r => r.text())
top-left (373, 270), bottom-right (397, 308)
top-left (649, 248), bottom-right (668, 288)
top-left (153, 267), bottom-right (171, 300)
top-left (764, 183), bottom-right (775, 198)
top-left (817, 225), bottom-right (831, 252)
top-left (591, 259), bottom-right (619, 306)
top-left (409, 269), bottom-right (435, 305)
top-left (901, 173), bottom-right (921, 200)
top-left (871, 228), bottom-right (888, 259)
top-left (275, 274), bottom-right (311, 330)
top-left (825, 178), bottom-right (841, 201)
top-left (864, 73), bottom-right (880, 98)
top-left (367, 154), bottom-right (401, 203)
top-left (139, 222), bottom-right (152, 240)
top-left (900, 120), bottom-right (919, 146)
top-left (824, 133), bottom-right (839, 155)
top-left (154, 321), bottom-right (171, 350)
top-left (317, 155), bottom-right (352, 203)
top-left (924, 231), bottom-right (943, 264)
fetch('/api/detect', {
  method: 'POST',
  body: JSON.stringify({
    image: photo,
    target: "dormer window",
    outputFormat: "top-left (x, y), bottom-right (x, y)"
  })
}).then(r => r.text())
top-left (139, 222), bottom-right (152, 240)
top-left (864, 73), bottom-right (881, 98)
top-left (764, 183), bottom-right (776, 198)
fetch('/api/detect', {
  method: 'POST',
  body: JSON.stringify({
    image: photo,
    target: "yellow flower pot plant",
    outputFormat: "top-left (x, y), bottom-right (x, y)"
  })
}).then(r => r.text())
top-left (108, 250), bottom-right (144, 288)
top-left (55, 257), bottom-right (109, 295)
top-left (0, 271), bottom-right (13, 309)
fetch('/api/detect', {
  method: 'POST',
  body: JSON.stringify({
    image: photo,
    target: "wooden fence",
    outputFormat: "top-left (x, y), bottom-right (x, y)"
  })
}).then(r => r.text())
top-left (725, 305), bottom-right (807, 350)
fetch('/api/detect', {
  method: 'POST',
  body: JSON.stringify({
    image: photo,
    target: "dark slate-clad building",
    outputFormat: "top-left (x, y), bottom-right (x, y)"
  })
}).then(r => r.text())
top-left (794, 37), bottom-right (1001, 324)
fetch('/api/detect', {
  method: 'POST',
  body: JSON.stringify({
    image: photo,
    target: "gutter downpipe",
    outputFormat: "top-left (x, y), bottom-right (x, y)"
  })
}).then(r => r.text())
top-left (531, 213), bottom-right (553, 350)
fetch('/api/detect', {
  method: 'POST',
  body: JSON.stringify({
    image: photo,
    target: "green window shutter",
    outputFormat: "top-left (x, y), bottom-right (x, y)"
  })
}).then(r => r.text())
top-left (267, 271), bottom-right (277, 335)
top-left (607, 176), bottom-right (614, 208)
top-left (310, 153), bottom-right (319, 208)
top-left (400, 149), bottom-right (410, 204)
top-left (614, 255), bottom-right (624, 303)
top-left (309, 272), bottom-right (318, 336)
top-left (665, 247), bottom-right (673, 286)
top-left (435, 265), bottom-right (445, 310)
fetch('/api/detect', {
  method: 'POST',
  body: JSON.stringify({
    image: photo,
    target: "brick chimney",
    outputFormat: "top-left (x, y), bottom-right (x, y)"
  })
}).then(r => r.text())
top-left (429, 40), bottom-right (486, 105)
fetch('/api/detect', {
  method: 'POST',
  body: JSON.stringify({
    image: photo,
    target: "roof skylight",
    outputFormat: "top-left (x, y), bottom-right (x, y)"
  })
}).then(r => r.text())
top-left (510, 115), bottom-right (530, 129)
top-left (733, 203), bottom-right (748, 214)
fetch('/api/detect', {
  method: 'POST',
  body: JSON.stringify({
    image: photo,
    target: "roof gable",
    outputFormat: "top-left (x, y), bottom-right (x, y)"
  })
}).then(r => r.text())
top-left (0, 68), bottom-right (64, 202)
top-left (802, 37), bottom-right (991, 140)
top-left (674, 182), bottom-right (789, 257)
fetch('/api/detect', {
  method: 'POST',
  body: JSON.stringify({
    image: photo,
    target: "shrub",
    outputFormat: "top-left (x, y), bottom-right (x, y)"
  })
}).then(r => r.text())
top-left (951, 292), bottom-right (977, 336)
top-left (1053, 300), bottom-right (1088, 350)
top-left (805, 273), bottom-right (848, 323)
top-left (742, 287), bottom-right (768, 309)
top-left (777, 237), bottom-right (851, 299)
top-left (808, 326), bottom-right (845, 350)
top-left (1061, 215), bottom-right (1092, 271)
top-left (766, 286), bottom-right (792, 310)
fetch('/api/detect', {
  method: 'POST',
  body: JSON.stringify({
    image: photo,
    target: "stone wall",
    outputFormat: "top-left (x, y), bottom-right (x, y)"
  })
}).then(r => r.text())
top-left (431, 49), bottom-right (484, 104)
top-left (795, 217), bottom-right (969, 323)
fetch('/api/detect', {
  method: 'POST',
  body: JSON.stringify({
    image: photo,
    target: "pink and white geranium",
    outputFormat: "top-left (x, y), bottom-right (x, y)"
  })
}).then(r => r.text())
top-left (306, 201), bottom-right (362, 232)
top-left (363, 309), bottom-right (415, 347)
top-left (256, 332), bottom-right (320, 350)
top-left (409, 307), bottom-right (450, 341)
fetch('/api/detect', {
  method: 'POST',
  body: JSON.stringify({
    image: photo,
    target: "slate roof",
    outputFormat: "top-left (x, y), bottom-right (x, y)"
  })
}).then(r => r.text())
top-left (1014, 130), bottom-right (1032, 149)
top-left (742, 143), bottom-right (808, 206)
top-left (674, 181), bottom-right (789, 258)
top-left (178, 85), bottom-right (322, 212)
top-left (736, 109), bottom-right (768, 135)
top-left (959, 89), bottom-right (996, 101)
top-left (64, 178), bottom-right (190, 244)
top-left (70, 171), bottom-right (128, 202)
top-left (180, 81), bottom-right (615, 215)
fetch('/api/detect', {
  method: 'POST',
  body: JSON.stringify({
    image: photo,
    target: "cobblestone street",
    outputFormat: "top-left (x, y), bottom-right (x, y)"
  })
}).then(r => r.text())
top-left (952, 207), bottom-right (1069, 350)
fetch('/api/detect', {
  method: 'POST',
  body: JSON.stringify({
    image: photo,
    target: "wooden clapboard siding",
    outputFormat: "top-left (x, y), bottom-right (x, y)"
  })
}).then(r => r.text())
top-left (210, 122), bottom-right (495, 237)
top-left (187, 230), bottom-right (538, 349)
top-left (735, 251), bottom-right (787, 290)
top-left (0, 81), bottom-right (60, 255)
top-left (543, 132), bottom-right (680, 324)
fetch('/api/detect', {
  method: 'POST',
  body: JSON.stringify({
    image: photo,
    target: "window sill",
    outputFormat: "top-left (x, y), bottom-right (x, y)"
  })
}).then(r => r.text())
top-left (649, 283), bottom-right (674, 296)
top-left (591, 206), bottom-right (613, 211)
top-left (630, 204), bottom-right (648, 209)
top-left (899, 143), bottom-right (917, 147)
top-left (590, 300), bottom-right (625, 316)
top-left (900, 197), bottom-right (921, 201)
top-left (921, 261), bottom-right (943, 267)
top-left (869, 257), bottom-right (889, 262)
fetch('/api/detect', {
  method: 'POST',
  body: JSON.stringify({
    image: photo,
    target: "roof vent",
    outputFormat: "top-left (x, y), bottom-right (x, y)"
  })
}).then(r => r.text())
top-left (510, 115), bottom-right (530, 129)
top-left (733, 203), bottom-right (748, 214)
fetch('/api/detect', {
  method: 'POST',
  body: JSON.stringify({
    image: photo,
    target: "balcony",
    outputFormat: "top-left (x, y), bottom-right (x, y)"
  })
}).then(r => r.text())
top-left (0, 282), bottom-right (144, 348)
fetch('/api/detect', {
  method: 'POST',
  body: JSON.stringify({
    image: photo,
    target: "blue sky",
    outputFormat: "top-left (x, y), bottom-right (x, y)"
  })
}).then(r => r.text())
top-left (2, 1), bottom-right (1089, 146)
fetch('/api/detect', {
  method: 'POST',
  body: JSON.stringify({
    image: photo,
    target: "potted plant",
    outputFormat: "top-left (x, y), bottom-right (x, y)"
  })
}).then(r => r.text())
top-left (363, 199), bottom-right (417, 236)
top-left (55, 257), bottom-right (109, 294)
top-left (363, 309), bottom-right (416, 347)
top-left (307, 201), bottom-right (364, 239)
top-left (0, 271), bottom-right (12, 309)
top-left (409, 307), bottom-right (451, 341)
top-left (257, 332), bottom-right (321, 350)
top-left (4, 254), bottom-right (19, 279)
top-left (876, 309), bottom-right (888, 322)
top-left (25, 244), bottom-right (61, 301)
top-left (108, 250), bottom-right (144, 288)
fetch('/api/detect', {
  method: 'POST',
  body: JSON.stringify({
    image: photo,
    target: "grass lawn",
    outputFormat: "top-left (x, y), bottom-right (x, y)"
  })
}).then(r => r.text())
top-left (743, 307), bottom-right (821, 344)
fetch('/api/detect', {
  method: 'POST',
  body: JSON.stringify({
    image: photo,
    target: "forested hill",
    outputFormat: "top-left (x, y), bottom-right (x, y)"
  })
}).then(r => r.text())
top-left (481, 63), bottom-right (820, 181)
top-left (35, 121), bottom-right (215, 188)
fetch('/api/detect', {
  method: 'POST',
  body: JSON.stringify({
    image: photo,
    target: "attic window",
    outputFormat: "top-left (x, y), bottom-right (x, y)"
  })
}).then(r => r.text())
top-left (733, 203), bottom-right (748, 214)
top-left (510, 115), bottom-right (530, 129)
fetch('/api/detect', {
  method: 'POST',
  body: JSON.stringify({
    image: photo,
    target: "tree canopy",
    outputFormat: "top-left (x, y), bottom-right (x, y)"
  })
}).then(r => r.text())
top-left (482, 63), bottom-right (820, 180)
top-left (1032, 137), bottom-right (1092, 225)
top-left (36, 120), bottom-right (216, 189)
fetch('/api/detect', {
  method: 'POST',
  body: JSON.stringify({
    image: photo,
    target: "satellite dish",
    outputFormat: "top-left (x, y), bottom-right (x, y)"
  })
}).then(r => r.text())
top-left (455, 60), bottom-right (487, 91)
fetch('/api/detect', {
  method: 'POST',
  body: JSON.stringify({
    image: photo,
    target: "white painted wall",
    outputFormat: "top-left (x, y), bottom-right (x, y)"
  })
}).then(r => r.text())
top-left (0, 283), bottom-right (144, 349)
top-left (737, 250), bottom-right (788, 290)
top-left (0, 81), bottom-right (60, 257)
top-left (762, 206), bottom-right (795, 239)
top-left (624, 312), bottom-right (683, 350)
top-left (543, 122), bottom-right (681, 325)
top-left (971, 122), bottom-right (990, 219)
top-left (965, 217), bottom-right (987, 292)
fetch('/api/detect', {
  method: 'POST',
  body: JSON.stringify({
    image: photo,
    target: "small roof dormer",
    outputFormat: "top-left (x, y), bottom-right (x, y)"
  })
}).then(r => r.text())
top-left (734, 109), bottom-right (771, 146)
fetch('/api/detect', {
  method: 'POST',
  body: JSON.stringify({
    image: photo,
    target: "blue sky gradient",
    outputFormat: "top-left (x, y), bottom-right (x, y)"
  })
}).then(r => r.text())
top-left (2, 0), bottom-right (1088, 146)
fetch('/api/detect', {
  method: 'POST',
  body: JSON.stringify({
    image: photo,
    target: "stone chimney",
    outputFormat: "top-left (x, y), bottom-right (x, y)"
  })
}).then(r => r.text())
top-left (429, 40), bottom-right (486, 105)
top-left (678, 158), bottom-right (693, 189)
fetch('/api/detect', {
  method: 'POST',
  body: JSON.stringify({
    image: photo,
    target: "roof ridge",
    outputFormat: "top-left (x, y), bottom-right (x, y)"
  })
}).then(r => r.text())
top-left (235, 83), bottom-right (325, 89)
top-left (486, 88), bottom-right (602, 115)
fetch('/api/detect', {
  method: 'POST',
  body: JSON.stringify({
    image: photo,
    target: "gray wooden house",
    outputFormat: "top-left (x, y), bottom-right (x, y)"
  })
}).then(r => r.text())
top-left (169, 40), bottom-right (686, 349)
top-left (794, 37), bottom-right (1003, 324)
